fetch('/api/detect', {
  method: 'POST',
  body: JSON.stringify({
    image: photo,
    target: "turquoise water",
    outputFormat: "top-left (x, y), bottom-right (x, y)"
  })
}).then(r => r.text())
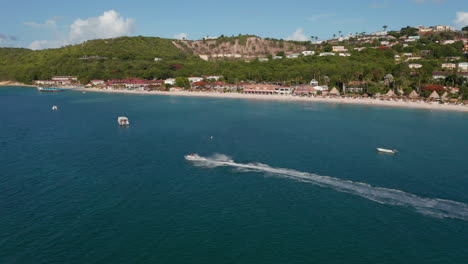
top-left (1, 87), bottom-right (467, 263)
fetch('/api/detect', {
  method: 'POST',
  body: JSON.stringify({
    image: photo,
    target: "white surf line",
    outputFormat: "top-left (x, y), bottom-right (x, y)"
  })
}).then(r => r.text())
top-left (191, 155), bottom-right (468, 221)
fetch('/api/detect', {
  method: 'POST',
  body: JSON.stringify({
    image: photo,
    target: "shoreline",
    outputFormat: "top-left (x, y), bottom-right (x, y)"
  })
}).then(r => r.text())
top-left (0, 81), bottom-right (36, 87)
top-left (78, 88), bottom-right (468, 113)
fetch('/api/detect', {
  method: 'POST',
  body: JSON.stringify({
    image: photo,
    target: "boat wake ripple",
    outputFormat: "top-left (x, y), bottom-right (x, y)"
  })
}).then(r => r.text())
top-left (190, 154), bottom-right (468, 221)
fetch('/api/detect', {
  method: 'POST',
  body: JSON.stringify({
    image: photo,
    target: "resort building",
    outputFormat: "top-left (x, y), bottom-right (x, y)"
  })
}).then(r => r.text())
top-left (309, 79), bottom-right (319, 86)
top-left (276, 86), bottom-right (292, 95)
top-left (164, 78), bottom-right (176, 85)
top-left (294, 85), bottom-right (316, 96)
top-left (243, 84), bottom-right (277, 95)
top-left (34, 76), bottom-right (80, 86)
top-left (90, 80), bottom-right (105, 86)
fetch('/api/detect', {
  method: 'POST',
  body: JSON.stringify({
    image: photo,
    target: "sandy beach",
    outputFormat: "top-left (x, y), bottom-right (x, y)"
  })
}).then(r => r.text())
top-left (0, 81), bottom-right (36, 87)
top-left (78, 88), bottom-right (468, 113)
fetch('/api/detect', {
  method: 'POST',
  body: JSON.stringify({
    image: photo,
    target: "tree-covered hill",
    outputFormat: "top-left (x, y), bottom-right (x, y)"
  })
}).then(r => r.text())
top-left (0, 36), bottom-right (196, 83)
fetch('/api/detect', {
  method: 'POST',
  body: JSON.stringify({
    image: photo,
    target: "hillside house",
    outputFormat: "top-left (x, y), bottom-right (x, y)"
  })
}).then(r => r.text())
top-left (188, 77), bottom-right (204, 83)
top-left (458, 62), bottom-right (468, 72)
top-left (409, 64), bottom-right (423, 69)
top-left (301, 51), bottom-right (315, 56)
top-left (332, 46), bottom-right (347, 52)
top-left (441, 63), bottom-right (456, 69)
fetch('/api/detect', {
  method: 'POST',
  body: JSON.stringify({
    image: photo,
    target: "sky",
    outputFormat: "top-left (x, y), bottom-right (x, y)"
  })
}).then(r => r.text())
top-left (0, 0), bottom-right (467, 49)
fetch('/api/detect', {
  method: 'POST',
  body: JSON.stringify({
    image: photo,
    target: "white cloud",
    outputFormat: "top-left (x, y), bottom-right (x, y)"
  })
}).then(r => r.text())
top-left (24, 17), bottom-right (62, 29)
top-left (174, 32), bottom-right (188, 40)
top-left (454, 12), bottom-right (468, 27)
top-left (29, 40), bottom-right (66, 50)
top-left (28, 10), bottom-right (135, 50)
top-left (307, 13), bottom-right (336, 22)
top-left (412, 0), bottom-right (445, 3)
top-left (68, 10), bottom-right (135, 43)
top-left (286, 28), bottom-right (308, 41)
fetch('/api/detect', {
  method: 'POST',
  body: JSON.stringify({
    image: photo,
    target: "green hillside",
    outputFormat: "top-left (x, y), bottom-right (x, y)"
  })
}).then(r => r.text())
top-left (0, 36), bottom-right (195, 83)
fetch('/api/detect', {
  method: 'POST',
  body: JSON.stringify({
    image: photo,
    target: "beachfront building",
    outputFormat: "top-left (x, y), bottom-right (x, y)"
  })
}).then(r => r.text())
top-left (164, 78), bottom-right (176, 86)
top-left (243, 84), bottom-right (277, 95)
top-left (294, 85), bottom-right (316, 96)
top-left (34, 76), bottom-right (80, 86)
top-left (192, 81), bottom-right (208, 89)
top-left (34, 80), bottom-right (56, 85)
top-left (104, 78), bottom-right (163, 91)
top-left (442, 63), bottom-right (457, 70)
top-left (344, 81), bottom-right (366, 93)
top-left (276, 86), bottom-right (292, 95)
top-left (91, 80), bottom-right (105, 85)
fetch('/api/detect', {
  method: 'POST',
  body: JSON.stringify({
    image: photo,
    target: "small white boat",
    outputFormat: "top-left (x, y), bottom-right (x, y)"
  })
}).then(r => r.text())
top-left (52, 106), bottom-right (58, 110)
top-left (185, 154), bottom-right (207, 161)
top-left (377, 148), bottom-right (398, 154)
top-left (118, 116), bottom-right (130, 126)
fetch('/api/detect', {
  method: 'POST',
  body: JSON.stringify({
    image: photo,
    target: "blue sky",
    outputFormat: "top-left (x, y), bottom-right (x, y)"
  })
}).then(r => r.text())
top-left (0, 0), bottom-right (466, 49)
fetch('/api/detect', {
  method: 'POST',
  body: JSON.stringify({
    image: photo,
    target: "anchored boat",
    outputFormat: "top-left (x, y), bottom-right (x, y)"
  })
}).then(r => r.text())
top-left (118, 117), bottom-right (130, 126)
top-left (377, 148), bottom-right (398, 154)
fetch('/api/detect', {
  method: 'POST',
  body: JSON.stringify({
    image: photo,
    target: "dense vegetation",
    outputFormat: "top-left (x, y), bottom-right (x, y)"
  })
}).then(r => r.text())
top-left (0, 31), bottom-right (467, 98)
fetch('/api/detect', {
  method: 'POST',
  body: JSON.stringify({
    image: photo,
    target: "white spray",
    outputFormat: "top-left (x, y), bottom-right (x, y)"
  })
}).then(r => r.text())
top-left (189, 154), bottom-right (468, 221)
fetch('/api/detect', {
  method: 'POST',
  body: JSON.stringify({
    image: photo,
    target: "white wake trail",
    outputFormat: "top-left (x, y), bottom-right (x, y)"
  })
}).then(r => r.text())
top-left (190, 155), bottom-right (468, 221)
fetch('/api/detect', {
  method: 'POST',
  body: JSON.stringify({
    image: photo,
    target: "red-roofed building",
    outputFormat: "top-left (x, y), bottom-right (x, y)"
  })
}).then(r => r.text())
top-left (192, 81), bottom-right (208, 89)
top-left (423, 85), bottom-right (446, 92)
top-left (243, 84), bottom-right (277, 94)
top-left (294, 85), bottom-right (317, 96)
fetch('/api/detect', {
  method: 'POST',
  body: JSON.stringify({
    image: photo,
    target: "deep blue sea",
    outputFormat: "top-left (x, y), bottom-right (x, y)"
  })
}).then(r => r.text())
top-left (1, 87), bottom-right (468, 264)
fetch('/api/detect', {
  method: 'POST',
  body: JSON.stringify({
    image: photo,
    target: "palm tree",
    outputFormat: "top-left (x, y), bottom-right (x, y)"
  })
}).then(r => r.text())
top-left (383, 25), bottom-right (388, 32)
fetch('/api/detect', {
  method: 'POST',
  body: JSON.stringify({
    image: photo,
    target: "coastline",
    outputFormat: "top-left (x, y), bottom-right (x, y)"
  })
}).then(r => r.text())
top-left (78, 88), bottom-right (468, 113)
top-left (0, 81), bottom-right (36, 87)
